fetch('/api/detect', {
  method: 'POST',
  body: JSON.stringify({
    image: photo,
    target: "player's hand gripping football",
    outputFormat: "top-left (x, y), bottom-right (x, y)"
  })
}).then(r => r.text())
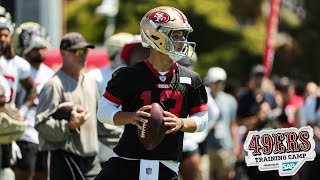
top-left (132, 105), bottom-right (151, 130)
top-left (70, 106), bottom-right (90, 128)
top-left (163, 111), bottom-right (183, 134)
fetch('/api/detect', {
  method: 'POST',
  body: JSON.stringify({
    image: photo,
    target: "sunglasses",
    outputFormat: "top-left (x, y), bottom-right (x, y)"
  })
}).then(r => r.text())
top-left (73, 49), bottom-right (89, 56)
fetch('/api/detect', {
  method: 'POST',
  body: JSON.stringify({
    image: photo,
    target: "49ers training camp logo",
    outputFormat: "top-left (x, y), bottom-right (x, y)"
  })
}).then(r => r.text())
top-left (149, 11), bottom-right (170, 23)
top-left (244, 126), bottom-right (315, 176)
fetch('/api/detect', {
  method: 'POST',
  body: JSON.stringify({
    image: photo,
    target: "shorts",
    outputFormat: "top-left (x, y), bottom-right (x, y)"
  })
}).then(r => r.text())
top-left (183, 138), bottom-right (207, 159)
top-left (198, 138), bottom-right (208, 155)
top-left (208, 149), bottom-right (233, 180)
top-left (95, 157), bottom-right (178, 180)
top-left (0, 143), bottom-right (12, 168)
top-left (15, 141), bottom-right (46, 172)
top-left (182, 148), bottom-right (199, 159)
top-left (48, 150), bottom-right (101, 180)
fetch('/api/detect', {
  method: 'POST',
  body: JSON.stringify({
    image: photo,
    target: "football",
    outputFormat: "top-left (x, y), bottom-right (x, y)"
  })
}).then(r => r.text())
top-left (51, 102), bottom-right (84, 121)
top-left (137, 102), bottom-right (167, 150)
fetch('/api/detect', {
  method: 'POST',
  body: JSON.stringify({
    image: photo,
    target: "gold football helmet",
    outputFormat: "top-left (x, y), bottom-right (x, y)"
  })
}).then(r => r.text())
top-left (140, 6), bottom-right (196, 61)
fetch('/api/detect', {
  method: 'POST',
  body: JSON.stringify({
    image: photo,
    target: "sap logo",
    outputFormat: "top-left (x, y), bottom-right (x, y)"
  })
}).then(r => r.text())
top-left (282, 162), bottom-right (298, 171)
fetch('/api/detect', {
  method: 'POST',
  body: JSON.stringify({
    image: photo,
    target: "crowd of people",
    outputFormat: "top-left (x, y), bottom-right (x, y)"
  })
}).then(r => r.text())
top-left (0, 4), bottom-right (319, 180)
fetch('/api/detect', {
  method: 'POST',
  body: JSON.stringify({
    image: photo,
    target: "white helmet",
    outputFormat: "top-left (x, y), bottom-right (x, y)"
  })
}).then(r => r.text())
top-left (140, 6), bottom-right (196, 61)
top-left (13, 22), bottom-right (50, 56)
top-left (105, 32), bottom-right (134, 66)
top-left (0, 6), bottom-right (14, 33)
top-left (0, 6), bottom-right (12, 20)
top-left (105, 32), bottom-right (134, 59)
top-left (204, 67), bottom-right (227, 84)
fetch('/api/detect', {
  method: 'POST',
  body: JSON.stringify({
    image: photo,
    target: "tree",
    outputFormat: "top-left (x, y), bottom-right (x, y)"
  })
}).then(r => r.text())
top-left (66, 0), bottom-right (320, 84)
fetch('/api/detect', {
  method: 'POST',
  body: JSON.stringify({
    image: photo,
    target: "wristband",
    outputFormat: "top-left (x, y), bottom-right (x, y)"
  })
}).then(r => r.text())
top-left (178, 118), bottom-right (184, 131)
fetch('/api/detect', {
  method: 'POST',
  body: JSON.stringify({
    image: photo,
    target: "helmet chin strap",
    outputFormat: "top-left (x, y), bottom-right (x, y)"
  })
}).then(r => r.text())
top-left (169, 53), bottom-right (182, 61)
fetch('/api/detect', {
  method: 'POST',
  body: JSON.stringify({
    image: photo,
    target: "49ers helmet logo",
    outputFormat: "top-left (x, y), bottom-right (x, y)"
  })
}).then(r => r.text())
top-left (149, 11), bottom-right (170, 23)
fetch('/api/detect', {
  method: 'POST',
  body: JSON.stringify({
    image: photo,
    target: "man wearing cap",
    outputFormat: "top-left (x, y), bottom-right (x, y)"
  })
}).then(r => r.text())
top-left (237, 64), bottom-right (279, 179)
top-left (237, 64), bottom-right (277, 131)
top-left (35, 32), bottom-right (101, 179)
top-left (204, 67), bottom-right (240, 180)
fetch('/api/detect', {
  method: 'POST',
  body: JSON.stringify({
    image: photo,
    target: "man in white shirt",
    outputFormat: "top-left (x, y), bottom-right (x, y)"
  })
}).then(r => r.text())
top-left (205, 67), bottom-right (240, 180)
top-left (12, 22), bottom-right (54, 180)
top-left (0, 7), bottom-right (35, 180)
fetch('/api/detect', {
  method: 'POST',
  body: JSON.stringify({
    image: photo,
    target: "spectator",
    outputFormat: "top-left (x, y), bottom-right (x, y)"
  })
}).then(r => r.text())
top-left (299, 82), bottom-right (318, 127)
top-left (237, 64), bottom-right (281, 180)
top-left (305, 82), bottom-right (318, 99)
top-left (274, 77), bottom-right (304, 127)
top-left (300, 82), bottom-right (320, 179)
top-left (205, 67), bottom-right (240, 180)
top-left (35, 32), bottom-right (101, 179)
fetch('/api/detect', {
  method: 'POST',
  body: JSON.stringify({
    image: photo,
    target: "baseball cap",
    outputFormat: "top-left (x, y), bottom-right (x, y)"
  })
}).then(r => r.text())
top-left (275, 76), bottom-right (291, 92)
top-left (60, 32), bottom-right (95, 50)
top-left (250, 64), bottom-right (265, 76)
top-left (204, 67), bottom-right (227, 84)
top-left (120, 35), bottom-right (143, 64)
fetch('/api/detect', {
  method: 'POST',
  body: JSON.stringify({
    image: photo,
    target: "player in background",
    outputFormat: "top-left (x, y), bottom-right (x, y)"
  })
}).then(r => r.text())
top-left (95, 6), bottom-right (208, 180)
top-left (0, 7), bottom-right (36, 108)
top-left (12, 22), bottom-right (54, 180)
top-left (0, 6), bottom-right (36, 180)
